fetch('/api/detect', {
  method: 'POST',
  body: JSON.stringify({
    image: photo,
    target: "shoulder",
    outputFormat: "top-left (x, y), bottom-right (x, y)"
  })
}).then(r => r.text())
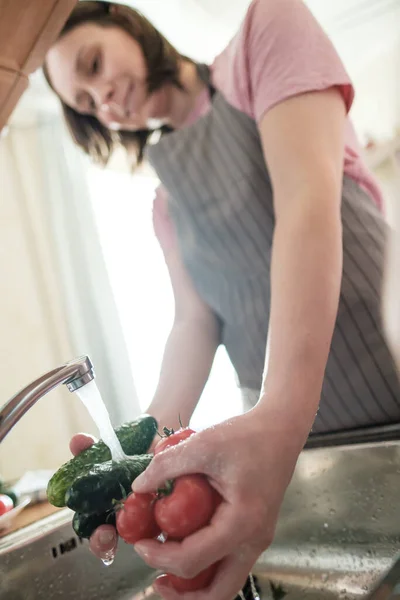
top-left (211, 0), bottom-right (354, 121)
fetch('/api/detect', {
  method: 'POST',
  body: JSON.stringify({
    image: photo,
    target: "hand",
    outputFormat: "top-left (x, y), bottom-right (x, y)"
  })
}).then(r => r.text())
top-left (132, 406), bottom-right (302, 600)
top-left (69, 434), bottom-right (119, 559)
top-left (69, 427), bottom-right (160, 559)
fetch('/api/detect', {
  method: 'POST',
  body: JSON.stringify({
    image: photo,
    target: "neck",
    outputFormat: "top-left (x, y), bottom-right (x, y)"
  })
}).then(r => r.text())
top-left (167, 60), bottom-right (206, 128)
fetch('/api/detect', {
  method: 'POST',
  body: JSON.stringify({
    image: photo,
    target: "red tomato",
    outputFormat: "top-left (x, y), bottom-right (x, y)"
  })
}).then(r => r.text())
top-left (154, 474), bottom-right (220, 540)
top-left (156, 563), bottom-right (218, 593)
top-left (0, 494), bottom-right (14, 516)
top-left (116, 493), bottom-right (161, 544)
top-left (154, 427), bottom-right (195, 455)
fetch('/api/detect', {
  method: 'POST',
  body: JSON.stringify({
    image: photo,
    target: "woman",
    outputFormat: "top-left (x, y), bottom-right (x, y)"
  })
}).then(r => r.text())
top-left (44, 1), bottom-right (400, 598)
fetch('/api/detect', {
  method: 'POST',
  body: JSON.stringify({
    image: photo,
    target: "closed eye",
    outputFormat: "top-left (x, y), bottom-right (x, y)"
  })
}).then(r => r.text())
top-left (91, 54), bottom-right (101, 76)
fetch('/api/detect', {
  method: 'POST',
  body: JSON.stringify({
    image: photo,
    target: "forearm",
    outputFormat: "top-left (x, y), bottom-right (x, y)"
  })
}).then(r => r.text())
top-left (259, 196), bottom-right (342, 447)
top-left (146, 316), bottom-right (220, 431)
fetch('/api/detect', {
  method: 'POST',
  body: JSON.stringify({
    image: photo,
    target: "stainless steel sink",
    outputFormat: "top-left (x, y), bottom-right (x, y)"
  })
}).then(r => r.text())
top-left (0, 508), bottom-right (157, 600)
top-left (1, 435), bottom-right (399, 600)
top-left (255, 436), bottom-right (400, 599)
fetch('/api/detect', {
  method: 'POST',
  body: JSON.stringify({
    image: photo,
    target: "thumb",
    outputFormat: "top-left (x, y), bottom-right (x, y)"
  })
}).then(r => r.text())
top-left (69, 433), bottom-right (97, 456)
top-left (133, 437), bottom-right (208, 493)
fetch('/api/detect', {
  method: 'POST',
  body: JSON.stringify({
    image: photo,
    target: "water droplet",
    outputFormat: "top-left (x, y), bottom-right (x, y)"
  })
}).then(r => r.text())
top-left (101, 549), bottom-right (115, 566)
top-left (323, 522), bottom-right (329, 528)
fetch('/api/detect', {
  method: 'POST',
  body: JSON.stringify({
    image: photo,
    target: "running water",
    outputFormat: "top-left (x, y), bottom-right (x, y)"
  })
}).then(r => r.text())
top-left (75, 379), bottom-right (126, 462)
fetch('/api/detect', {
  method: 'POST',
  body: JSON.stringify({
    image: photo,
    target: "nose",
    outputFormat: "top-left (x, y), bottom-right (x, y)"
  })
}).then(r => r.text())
top-left (94, 84), bottom-right (125, 126)
top-left (98, 85), bottom-right (114, 109)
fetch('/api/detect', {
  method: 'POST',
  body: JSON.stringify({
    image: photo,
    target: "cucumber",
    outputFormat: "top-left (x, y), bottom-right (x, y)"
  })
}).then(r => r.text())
top-left (66, 456), bottom-right (152, 514)
top-left (47, 414), bottom-right (157, 507)
top-left (73, 511), bottom-right (116, 539)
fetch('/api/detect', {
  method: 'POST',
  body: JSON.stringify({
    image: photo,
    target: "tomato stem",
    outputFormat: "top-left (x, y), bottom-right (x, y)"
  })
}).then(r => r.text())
top-left (112, 498), bottom-right (124, 511)
top-left (156, 479), bottom-right (174, 498)
top-left (162, 426), bottom-right (175, 438)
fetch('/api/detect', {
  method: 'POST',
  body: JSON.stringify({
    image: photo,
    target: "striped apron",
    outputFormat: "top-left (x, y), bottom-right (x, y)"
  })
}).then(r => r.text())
top-left (147, 65), bottom-right (400, 434)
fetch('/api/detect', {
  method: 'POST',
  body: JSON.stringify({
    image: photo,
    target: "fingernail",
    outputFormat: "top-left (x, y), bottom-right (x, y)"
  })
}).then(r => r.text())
top-left (134, 542), bottom-right (149, 560)
top-left (154, 574), bottom-right (172, 591)
top-left (99, 530), bottom-right (116, 546)
top-left (132, 473), bottom-right (145, 491)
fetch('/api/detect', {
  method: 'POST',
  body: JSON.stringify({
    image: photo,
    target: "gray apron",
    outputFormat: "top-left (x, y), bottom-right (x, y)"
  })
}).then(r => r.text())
top-left (147, 65), bottom-right (400, 434)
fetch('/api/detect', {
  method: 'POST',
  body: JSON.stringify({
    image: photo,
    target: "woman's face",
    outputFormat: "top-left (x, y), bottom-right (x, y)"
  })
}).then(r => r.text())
top-left (46, 23), bottom-right (171, 130)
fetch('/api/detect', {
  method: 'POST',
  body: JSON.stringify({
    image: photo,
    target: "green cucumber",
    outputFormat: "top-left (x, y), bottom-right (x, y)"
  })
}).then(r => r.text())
top-left (47, 414), bottom-right (157, 507)
top-left (66, 456), bottom-right (152, 514)
top-left (72, 511), bottom-right (116, 539)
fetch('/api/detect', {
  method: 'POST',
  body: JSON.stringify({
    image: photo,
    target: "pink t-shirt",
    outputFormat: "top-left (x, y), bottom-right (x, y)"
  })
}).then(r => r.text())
top-left (153, 0), bottom-right (383, 251)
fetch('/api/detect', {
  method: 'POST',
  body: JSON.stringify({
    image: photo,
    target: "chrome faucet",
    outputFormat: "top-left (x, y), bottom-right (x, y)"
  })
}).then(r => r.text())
top-left (0, 356), bottom-right (95, 443)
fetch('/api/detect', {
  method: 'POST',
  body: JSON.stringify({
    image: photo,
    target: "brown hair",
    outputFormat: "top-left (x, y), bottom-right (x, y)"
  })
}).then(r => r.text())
top-left (43, 1), bottom-right (186, 169)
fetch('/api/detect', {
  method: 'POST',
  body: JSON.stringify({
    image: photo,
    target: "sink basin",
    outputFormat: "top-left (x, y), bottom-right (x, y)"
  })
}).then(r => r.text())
top-left (1, 434), bottom-right (399, 599)
top-left (255, 437), bottom-right (400, 599)
top-left (0, 508), bottom-right (157, 600)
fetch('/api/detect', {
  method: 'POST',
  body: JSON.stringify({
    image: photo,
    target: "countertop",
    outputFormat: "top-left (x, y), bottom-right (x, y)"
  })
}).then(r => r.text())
top-left (3, 501), bottom-right (63, 536)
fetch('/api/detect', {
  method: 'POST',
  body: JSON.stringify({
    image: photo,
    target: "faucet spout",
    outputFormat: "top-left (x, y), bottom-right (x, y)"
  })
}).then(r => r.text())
top-left (0, 356), bottom-right (94, 443)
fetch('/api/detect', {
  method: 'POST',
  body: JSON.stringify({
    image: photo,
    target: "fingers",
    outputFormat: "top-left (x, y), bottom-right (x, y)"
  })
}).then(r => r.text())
top-left (192, 555), bottom-right (255, 600)
top-left (69, 433), bottom-right (97, 456)
top-left (70, 435), bottom-right (116, 561)
top-left (89, 525), bottom-right (118, 559)
top-left (134, 506), bottom-right (248, 578)
top-left (152, 574), bottom-right (181, 600)
top-left (132, 437), bottom-right (208, 493)
top-left (152, 557), bottom-right (255, 600)
top-left (153, 574), bottom-right (180, 600)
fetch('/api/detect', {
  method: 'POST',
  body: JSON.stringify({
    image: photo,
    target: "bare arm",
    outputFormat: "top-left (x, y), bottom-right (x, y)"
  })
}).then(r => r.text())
top-left (382, 203), bottom-right (400, 372)
top-left (257, 87), bottom-right (346, 448)
top-left (130, 90), bottom-right (348, 600)
top-left (146, 241), bottom-right (220, 431)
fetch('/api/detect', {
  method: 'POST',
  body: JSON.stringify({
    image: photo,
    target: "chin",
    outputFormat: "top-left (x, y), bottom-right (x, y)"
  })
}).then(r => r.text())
top-left (146, 89), bottom-right (169, 127)
top-left (146, 117), bottom-right (166, 130)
